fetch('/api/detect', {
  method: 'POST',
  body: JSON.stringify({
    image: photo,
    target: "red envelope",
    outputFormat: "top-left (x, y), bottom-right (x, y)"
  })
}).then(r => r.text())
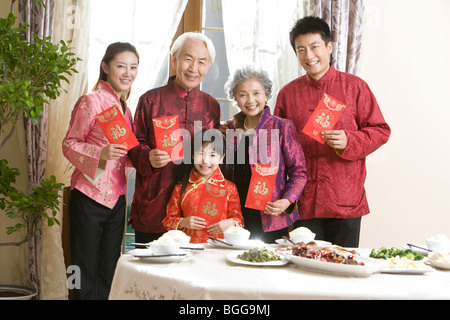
top-left (245, 164), bottom-right (278, 211)
top-left (96, 105), bottom-right (139, 151)
top-left (302, 93), bottom-right (346, 144)
top-left (196, 183), bottom-right (228, 227)
top-left (152, 115), bottom-right (183, 161)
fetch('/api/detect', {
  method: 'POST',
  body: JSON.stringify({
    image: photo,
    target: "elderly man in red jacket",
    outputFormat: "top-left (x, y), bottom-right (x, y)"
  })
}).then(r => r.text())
top-left (275, 16), bottom-right (390, 247)
top-left (129, 32), bottom-right (220, 243)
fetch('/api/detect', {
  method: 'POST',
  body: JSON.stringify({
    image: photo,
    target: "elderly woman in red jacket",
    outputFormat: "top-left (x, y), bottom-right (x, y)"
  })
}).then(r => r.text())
top-left (224, 67), bottom-right (307, 243)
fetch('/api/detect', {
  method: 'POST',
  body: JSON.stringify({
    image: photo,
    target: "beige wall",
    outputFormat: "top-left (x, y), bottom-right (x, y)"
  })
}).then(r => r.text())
top-left (359, 0), bottom-right (450, 248)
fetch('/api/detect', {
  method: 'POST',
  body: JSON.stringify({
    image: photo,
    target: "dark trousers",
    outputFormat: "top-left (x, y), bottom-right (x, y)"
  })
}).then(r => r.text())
top-left (134, 230), bottom-right (165, 245)
top-left (243, 208), bottom-right (289, 244)
top-left (294, 217), bottom-right (361, 248)
top-left (69, 189), bottom-right (125, 300)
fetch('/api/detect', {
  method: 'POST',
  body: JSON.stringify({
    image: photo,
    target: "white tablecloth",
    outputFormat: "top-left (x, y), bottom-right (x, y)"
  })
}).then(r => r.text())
top-left (109, 244), bottom-right (450, 300)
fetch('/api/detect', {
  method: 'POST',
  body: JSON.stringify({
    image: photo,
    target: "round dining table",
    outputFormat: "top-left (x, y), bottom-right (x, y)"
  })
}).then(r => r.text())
top-left (108, 242), bottom-right (450, 301)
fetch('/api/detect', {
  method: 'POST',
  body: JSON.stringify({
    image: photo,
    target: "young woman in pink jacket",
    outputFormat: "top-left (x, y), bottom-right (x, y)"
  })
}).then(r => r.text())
top-left (62, 42), bottom-right (139, 300)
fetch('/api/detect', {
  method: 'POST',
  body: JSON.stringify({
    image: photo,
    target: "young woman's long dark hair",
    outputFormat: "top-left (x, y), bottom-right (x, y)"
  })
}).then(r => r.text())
top-left (176, 129), bottom-right (232, 197)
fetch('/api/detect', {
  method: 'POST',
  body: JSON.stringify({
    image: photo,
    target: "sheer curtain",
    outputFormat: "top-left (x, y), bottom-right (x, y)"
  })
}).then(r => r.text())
top-left (43, 0), bottom-right (91, 300)
top-left (87, 0), bottom-right (188, 112)
top-left (221, 0), bottom-right (313, 109)
top-left (130, 0), bottom-right (188, 109)
top-left (222, 0), bottom-right (365, 108)
top-left (314, 0), bottom-right (365, 74)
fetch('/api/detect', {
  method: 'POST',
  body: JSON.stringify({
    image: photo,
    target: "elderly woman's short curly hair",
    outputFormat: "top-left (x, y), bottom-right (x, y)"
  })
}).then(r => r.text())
top-left (224, 66), bottom-right (273, 101)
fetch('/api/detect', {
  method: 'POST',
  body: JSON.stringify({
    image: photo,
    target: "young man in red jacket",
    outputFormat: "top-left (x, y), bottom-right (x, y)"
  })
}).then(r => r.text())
top-left (275, 16), bottom-right (390, 247)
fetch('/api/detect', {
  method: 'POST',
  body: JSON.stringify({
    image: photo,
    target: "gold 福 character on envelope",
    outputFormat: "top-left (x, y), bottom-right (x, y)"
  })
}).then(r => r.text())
top-left (253, 181), bottom-right (269, 195)
top-left (111, 125), bottom-right (127, 140)
top-left (315, 112), bottom-right (331, 128)
top-left (161, 134), bottom-right (177, 148)
top-left (202, 201), bottom-right (218, 216)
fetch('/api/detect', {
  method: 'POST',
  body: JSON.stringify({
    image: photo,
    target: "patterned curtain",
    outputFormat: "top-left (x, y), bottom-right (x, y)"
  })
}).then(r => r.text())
top-left (19, 0), bottom-right (55, 300)
top-left (314, 0), bottom-right (365, 75)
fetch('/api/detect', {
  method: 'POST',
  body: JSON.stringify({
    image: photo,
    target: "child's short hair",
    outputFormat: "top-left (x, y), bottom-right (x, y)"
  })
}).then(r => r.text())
top-left (176, 129), bottom-right (231, 196)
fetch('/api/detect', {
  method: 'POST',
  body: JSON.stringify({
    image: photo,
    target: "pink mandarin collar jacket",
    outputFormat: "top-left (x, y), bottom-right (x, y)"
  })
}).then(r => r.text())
top-left (62, 80), bottom-right (133, 208)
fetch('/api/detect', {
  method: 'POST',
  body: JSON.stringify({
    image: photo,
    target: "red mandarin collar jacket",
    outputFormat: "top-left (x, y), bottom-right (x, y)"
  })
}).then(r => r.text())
top-left (274, 65), bottom-right (391, 220)
top-left (128, 77), bottom-right (221, 233)
top-left (163, 168), bottom-right (243, 243)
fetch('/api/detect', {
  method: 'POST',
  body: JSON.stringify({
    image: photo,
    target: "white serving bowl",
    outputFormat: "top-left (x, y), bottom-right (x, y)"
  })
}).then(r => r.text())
top-left (289, 231), bottom-right (316, 244)
top-left (223, 227), bottom-right (250, 245)
top-left (426, 239), bottom-right (450, 252)
top-left (150, 242), bottom-right (180, 255)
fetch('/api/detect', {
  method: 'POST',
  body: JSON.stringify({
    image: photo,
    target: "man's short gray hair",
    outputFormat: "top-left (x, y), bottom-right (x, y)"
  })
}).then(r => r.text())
top-left (224, 66), bottom-right (273, 101)
top-left (170, 32), bottom-right (216, 65)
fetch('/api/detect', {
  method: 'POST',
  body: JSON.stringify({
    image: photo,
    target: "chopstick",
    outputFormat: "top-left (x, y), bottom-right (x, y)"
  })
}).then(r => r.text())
top-left (407, 243), bottom-right (432, 252)
top-left (282, 236), bottom-right (296, 245)
top-left (131, 242), bottom-right (149, 247)
top-left (131, 242), bottom-right (204, 250)
top-left (138, 253), bottom-right (187, 258)
top-left (209, 237), bottom-right (233, 246)
top-left (181, 246), bottom-right (204, 250)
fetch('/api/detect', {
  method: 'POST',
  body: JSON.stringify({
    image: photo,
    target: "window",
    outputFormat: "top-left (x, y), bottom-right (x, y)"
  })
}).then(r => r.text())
top-left (88, 0), bottom-right (185, 113)
top-left (201, 0), bottom-right (235, 121)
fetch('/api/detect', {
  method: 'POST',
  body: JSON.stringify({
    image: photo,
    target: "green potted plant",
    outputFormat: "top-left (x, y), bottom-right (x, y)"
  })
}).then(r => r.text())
top-left (0, 7), bottom-right (80, 299)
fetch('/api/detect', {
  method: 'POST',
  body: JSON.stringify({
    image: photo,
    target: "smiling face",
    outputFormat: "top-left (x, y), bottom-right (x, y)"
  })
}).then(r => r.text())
top-left (171, 38), bottom-right (211, 92)
top-left (102, 51), bottom-right (139, 99)
top-left (193, 142), bottom-right (223, 180)
top-left (235, 78), bottom-right (267, 122)
top-left (294, 32), bottom-right (333, 81)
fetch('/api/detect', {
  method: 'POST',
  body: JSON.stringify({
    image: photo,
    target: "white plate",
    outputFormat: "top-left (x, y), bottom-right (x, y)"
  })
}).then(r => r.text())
top-left (358, 249), bottom-right (430, 274)
top-left (207, 239), bottom-right (265, 250)
top-left (275, 239), bottom-right (331, 247)
top-left (403, 244), bottom-right (430, 257)
top-left (131, 242), bottom-right (204, 251)
top-left (180, 243), bottom-right (204, 250)
top-left (128, 249), bottom-right (192, 263)
top-left (226, 251), bottom-right (288, 267)
top-left (380, 266), bottom-right (434, 274)
top-left (286, 254), bottom-right (383, 277)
